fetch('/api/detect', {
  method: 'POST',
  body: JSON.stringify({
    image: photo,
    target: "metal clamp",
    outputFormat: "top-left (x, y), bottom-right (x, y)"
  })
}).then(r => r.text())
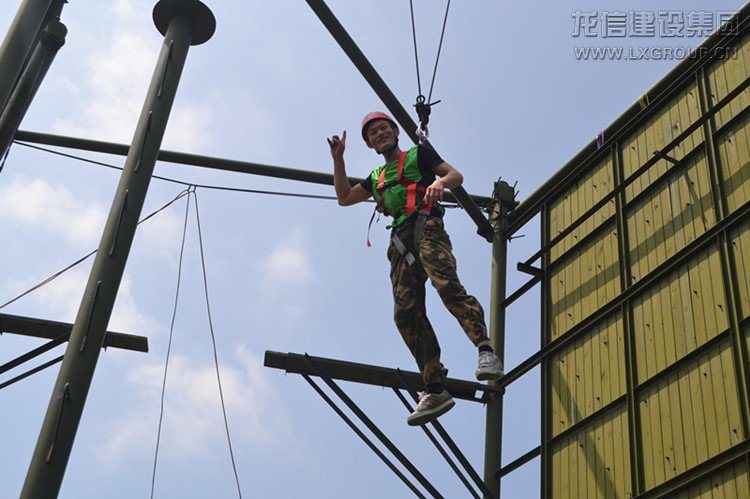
top-left (157, 39), bottom-right (174, 98)
top-left (109, 190), bottom-right (129, 256)
top-left (46, 383), bottom-right (71, 463)
top-left (134, 112), bottom-right (153, 172)
top-left (79, 281), bottom-right (101, 353)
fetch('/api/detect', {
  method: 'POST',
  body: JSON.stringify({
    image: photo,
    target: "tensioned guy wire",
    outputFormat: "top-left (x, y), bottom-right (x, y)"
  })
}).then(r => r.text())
top-left (0, 189), bottom-right (190, 311)
top-left (13, 141), bottom-right (341, 202)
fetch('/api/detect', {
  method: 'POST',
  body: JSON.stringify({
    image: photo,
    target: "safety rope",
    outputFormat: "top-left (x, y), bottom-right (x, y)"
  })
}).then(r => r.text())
top-left (409, 0), bottom-right (451, 137)
top-left (150, 187), bottom-right (192, 499)
top-left (193, 189), bottom-right (244, 499)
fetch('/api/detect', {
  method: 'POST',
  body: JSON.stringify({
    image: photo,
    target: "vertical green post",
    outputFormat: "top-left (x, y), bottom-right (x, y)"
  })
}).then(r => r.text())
top-left (484, 180), bottom-right (516, 499)
top-left (0, 0), bottom-right (56, 114)
top-left (20, 2), bottom-right (215, 498)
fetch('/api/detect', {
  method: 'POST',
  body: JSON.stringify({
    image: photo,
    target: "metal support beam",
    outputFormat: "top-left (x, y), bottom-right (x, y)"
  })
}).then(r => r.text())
top-left (0, 312), bottom-right (148, 352)
top-left (304, 0), bottom-right (494, 242)
top-left (12, 129), bottom-right (493, 207)
top-left (21, 2), bottom-right (215, 497)
top-left (0, 20), bottom-right (66, 160)
top-left (0, 0), bottom-right (57, 114)
top-left (264, 351), bottom-right (500, 402)
top-left (483, 180), bottom-right (516, 499)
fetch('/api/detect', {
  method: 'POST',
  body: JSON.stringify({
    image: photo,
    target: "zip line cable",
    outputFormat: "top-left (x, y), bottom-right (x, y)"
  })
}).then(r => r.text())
top-left (150, 188), bottom-right (193, 499)
top-left (0, 188), bottom-right (190, 311)
top-left (194, 189), bottom-right (244, 499)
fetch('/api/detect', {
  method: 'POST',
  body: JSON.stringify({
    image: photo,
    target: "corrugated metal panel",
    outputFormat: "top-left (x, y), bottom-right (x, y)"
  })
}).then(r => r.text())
top-left (716, 114), bottom-right (750, 216)
top-left (626, 152), bottom-right (716, 285)
top-left (551, 405), bottom-right (632, 499)
top-left (631, 244), bottom-right (728, 383)
top-left (730, 217), bottom-right (750, 320)
top-left (621, 84), bottom-right (704, 203)
top-left (550, 314), bottom-right (625, 437)
top-left (672, 459), bottom-right (750, 499)
top-left (549, 224), bottom-right (621, 341)
top-left (548, 156), bottom-right (616, 263)
top-left (707, 31), bottom-right (750, 129)
top-left (637, 340), bottom-right (743, 491)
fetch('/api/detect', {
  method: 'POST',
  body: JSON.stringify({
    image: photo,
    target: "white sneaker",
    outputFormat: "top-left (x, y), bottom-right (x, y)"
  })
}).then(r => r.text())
top-left (475, 351), bottom-right (503, 381)
top-left (406, 390), bottom-right (455, 426)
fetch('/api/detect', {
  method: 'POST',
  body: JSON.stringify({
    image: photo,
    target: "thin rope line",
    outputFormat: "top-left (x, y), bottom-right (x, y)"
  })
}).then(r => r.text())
top-left (409, 0), bottom-right (422, 97)
top-left (427, 0), bottom-right (451, 104)
top-left (192, 190), bottom-right (243, 498)
top-left (150, 188), bottom-right (192, 499)
top-left (13, 141), bottom-right (342, 201)
top-left (0, 189), bottom-right (189, 310)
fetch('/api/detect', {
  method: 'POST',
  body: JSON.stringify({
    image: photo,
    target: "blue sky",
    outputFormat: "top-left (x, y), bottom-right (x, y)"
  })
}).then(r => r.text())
top-left (1, 1), bottom-right (746, 498)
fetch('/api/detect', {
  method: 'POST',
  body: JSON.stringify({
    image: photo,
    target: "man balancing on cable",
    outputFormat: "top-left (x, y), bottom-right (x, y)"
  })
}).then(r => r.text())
top-left (327, 111), bottom-right (502, 426)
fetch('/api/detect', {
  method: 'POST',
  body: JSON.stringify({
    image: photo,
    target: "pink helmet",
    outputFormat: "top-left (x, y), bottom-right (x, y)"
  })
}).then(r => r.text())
top-left (361, 111), bottom-right (398, 143)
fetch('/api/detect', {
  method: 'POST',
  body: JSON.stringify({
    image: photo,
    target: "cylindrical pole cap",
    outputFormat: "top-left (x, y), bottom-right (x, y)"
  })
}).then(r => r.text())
top-left (153, 0), bottom-right (216, 45)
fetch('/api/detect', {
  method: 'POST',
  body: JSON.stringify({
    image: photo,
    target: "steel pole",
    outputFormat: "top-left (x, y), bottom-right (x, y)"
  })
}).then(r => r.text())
top-left (483, 181), bottom-right (516, 499)
top-left (0, 0), bottom-right (57, 114)
top-left (0, 20), bottom-right (66, 160)
top-left (20, 2), bottom-right (214, 497)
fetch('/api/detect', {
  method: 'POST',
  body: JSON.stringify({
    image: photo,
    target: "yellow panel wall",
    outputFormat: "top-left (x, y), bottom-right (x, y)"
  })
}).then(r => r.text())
top-left (672, 459), bottom-right (750, 499)
top-left (631, 244), bottom-right (728, 384)
top-left (707, 31), bottom-right (750, 129)
top-left (716, 114), bottom-right (750, 215)
top-left (637, 341), bottom-right (743, 491)
top-left (626, 152), bottom-right (716, 285)
top-left (621, 84), bottom-right (704, 203)
top-left (550, 314), bottom-right (626, 437)
top-left (551, 405), bottom-right (632, 499)
top-left (544, 22), bottom-right (750, 499)
top-left (730, 217), bottom-right (750, 320)
top-left (548, 156), bottom-right (616, 263)
top-left (549, 224), bottom-right (620, 341)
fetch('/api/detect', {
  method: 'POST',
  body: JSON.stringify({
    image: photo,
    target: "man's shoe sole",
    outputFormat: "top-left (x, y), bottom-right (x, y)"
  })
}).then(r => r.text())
top-left (475, 369), bottom-right (503, 381)
top-left (406, 398), bottom-right (456, 426)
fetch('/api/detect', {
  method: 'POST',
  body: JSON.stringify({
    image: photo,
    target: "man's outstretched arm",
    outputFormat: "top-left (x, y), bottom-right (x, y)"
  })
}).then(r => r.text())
top-left (423, 161), bottom-right (463, 207)
top-left (328, 130), bottom-right (371, 206)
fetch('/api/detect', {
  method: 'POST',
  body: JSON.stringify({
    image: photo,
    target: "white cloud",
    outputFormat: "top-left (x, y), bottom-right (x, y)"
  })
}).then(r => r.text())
top-left (254, 228), bottom-right (314, 318)
top-left (53, 2), bottom-right (213, 151)
top-left (95, 345), bottom-right (292, 464)
top-left (256, 228), bottom-right (313, 289)
top-left (0, 175), bottom-right (106, 246)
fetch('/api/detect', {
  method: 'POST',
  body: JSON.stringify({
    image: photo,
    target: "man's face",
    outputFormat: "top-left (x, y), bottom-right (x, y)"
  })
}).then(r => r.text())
top-left (366, 119), bottom-right (398, 152)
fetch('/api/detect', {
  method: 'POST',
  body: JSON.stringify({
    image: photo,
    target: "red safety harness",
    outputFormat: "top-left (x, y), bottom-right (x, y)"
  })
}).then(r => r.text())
top-left (367, 150), bottom-right (431, 253)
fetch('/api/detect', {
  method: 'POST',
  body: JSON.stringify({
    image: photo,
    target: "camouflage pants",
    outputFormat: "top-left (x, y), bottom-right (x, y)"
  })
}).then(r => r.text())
top-left (387, 216), bottom-right (489, 385)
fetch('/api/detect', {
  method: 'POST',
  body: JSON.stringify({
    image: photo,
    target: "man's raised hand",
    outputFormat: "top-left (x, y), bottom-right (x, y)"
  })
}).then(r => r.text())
top-left (327, 130), bottom-right (347, 159)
